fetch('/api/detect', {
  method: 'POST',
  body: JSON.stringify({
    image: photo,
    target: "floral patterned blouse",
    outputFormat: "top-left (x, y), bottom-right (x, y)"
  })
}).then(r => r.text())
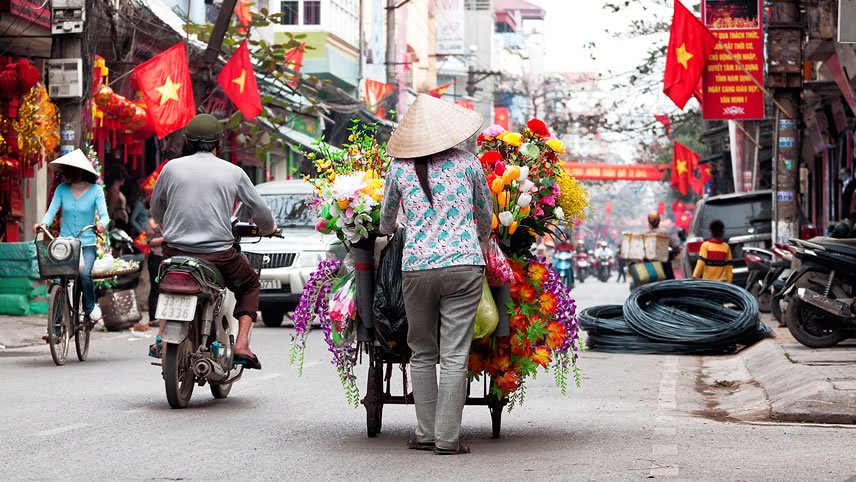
top-left (380, 148), bottom-right (493, 272)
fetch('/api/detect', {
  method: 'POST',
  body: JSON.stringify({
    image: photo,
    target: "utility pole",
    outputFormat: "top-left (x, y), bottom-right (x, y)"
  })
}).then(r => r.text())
top-left (384, 0), bottom-right (396, 115)
top-left (767, 0), bottom-right (803, 242)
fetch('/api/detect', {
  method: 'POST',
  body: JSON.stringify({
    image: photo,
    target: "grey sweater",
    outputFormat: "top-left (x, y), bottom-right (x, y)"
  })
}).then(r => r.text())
top-left (151, 152), bottom-right (275, 254)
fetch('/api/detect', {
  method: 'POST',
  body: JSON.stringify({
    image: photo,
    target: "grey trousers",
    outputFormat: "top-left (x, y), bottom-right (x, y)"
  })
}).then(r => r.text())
top-left (402, 265), bottom-right (483, 450)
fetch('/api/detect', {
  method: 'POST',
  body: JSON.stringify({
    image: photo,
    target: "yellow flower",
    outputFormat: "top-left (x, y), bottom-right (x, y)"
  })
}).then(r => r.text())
top-left (502, 132), bottom-right (523, 147)
top-left (556, 170), bottom-right (590, 222)
top-left (546, 138), bottom-right (566, 154)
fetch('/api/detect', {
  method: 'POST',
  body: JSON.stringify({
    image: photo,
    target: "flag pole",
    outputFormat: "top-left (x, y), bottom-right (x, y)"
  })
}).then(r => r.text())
top-left (715, 41), bottom-right (790, 117)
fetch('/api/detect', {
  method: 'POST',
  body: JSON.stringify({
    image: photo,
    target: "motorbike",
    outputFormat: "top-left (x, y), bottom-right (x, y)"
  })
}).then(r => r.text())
top-left (596, 253), bottom-right (612, 282)
top-left (554, 250), bottom-right (574, 289)
top-left (153, 222), bottom-right (281, 408)
top-left (575, 252), bottom-right (590, 283)
top-left (777, 237), bottom-right (856, 348)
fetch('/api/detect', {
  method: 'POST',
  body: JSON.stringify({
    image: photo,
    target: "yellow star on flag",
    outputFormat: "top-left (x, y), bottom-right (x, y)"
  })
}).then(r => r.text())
top-left (676, 160), bottom-right (688, 175)
top-left (154, 76), bottom-right (181, 105)
top-left (676, 43), bottom-right (693, 70)
top-left (232, 69), bottom-right (247, 94)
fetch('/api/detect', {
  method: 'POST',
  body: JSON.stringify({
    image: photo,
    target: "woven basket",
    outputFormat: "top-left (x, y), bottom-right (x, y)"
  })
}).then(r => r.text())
top-left (100, 289), bottom-right (142, 331)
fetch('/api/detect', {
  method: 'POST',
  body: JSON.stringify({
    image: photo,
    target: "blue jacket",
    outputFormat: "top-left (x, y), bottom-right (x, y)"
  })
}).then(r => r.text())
top-left (41, 183), bottom-right (110, 246)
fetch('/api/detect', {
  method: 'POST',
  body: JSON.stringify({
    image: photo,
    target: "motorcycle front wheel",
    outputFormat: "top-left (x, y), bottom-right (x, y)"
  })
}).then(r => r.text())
top-left (163, 338), bottom-right (195, 408)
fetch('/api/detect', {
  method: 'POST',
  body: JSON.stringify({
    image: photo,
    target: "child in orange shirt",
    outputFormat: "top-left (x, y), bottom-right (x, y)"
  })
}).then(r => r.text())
top-left (692, 219), bottom-right (733, 283)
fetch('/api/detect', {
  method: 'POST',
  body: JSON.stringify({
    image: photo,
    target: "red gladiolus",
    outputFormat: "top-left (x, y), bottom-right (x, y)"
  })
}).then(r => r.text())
top-left (494, 161), bottom-right (506, 176)
top-left (480, 151), bottom-right (502, 167)
top-left (526, 118), bottom-right (550, 137)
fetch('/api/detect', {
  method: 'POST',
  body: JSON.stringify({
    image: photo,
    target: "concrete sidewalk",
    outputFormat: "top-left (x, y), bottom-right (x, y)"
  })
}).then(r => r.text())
top-left (701, 318), bottom-right (856, 424)
top-left (0, 314), bottom-right (49, 350)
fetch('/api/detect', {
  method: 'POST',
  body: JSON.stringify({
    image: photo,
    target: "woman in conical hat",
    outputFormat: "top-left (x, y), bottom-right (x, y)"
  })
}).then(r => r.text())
top-left (34, 149), bottom-right (110, 322)
top-left (379, 94), bottom-right (492, 455)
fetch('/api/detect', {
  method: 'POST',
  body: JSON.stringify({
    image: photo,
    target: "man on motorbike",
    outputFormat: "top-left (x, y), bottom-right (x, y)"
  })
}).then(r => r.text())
top-left (647, 212), bottom-right (681, 279)
top-left (150, 114), bottom-right (277, 369)
top-left (593, 241), bottom-right (613, 260)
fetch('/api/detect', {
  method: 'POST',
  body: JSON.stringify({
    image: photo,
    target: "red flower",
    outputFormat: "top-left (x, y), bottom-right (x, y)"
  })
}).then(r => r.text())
top-left (526, 118), bottom-right (550, 137)
top-left (477, 132), bottom-right (486, 145)
top-left (546, 322), bottom-right (567, 349)
top-left (468, 352), bottom-right (486, 374)
top-left (539, 292), bottom-right (557, 316)
top-left (516, 285), bottom-right (537, 303)
top-left (510, 332), bottom-right (531, 357)
top-left (480, 151), bottom-right (502, 167)
top-left (494, 372), bottom-right (520, 394)
top-left (490, 353), bottom-right (511, 373)
top-left (532, 346), bottom-right (551, 367)
top-left (510, 313), bottom-right (528, 332)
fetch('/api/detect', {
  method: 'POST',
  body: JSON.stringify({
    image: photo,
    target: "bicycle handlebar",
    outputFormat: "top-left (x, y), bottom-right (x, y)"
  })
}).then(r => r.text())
top-left (36, 224), bottom-right (102, 242)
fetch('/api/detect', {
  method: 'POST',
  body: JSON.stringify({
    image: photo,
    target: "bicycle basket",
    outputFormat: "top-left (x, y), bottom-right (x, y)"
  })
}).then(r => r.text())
top-left (35, 237), bottom-right (81, 278)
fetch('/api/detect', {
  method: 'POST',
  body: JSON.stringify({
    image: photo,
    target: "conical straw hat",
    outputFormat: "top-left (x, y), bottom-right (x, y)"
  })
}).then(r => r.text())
top-left (49, 149), bottom-right (98, 177)
top-left (387, 94), bottom-right (484, 158)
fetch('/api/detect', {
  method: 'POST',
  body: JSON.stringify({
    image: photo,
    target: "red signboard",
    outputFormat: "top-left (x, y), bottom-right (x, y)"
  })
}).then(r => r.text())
top-left (701, 0), bottom-right (764, 120)
top-left (10, 0), bottom-right (50, 29)
top-left (565, 163), bottom-right (666, 181)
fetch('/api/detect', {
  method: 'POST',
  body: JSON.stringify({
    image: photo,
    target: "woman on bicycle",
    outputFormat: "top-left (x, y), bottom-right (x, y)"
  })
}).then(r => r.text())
top-left (34, 149), bottom-right (109, 321)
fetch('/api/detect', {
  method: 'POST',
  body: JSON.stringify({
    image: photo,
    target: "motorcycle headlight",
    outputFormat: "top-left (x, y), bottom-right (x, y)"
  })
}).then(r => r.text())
top-left (48, 239), bottom-right (73, 262)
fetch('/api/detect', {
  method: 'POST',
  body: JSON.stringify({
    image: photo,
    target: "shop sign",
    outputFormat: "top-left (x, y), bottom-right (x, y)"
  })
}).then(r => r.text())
top-left (10, 0), bottom-right (50, 29)
top-left (565, 162), bottom-right (666, 182)
top-left (435, 0), bottom-right (465, 55)
top-left (701, 0), bottom-right (765, 120)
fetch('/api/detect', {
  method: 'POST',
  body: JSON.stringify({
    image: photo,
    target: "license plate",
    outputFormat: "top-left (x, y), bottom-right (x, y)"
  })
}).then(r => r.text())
top-left (260, 279), bottom-right (281, 290)
top-left (155, 294), bottom-right (197, 321)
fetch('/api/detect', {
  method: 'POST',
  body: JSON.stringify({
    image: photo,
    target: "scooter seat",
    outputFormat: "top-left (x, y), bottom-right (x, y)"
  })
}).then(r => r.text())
top-left (810, 237), bottom-right (856, 257)
top-left (163, 256), bottom-right (225, 288)
top-left (771, 260), bottom-right (791, 268)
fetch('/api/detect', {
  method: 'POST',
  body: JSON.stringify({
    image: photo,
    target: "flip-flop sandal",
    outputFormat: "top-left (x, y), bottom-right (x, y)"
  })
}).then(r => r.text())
top-left (148, 336), bottom-right (162, 359)
top-left (406, 437), bottom-right (435, 451)
top-left (233, 353), bottom-right (262, 370)
top-left (434, 444), bottom-right (470, 455)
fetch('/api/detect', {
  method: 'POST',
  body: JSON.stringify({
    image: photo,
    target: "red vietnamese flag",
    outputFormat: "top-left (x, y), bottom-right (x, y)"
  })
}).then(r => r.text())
top-left (698, 162), bottom-right (712, 185)
top-left (134, 43), bottom-right (195, 138)
top-left (672, 141), bottom-right (701, 196)
top-left (663, 1), bottom-right (717, 109)
top-left (217, 40), bottom-right (263, 120)
top-left (364, 79), bottom-right (396, 108)
top-left (284, 43), bottom-right (305, 87)
top-left (654, 114), bottom-right (671, 137)
top-left (429, 82), bottom-right (453, 98)
top-left (455, 99), bottom-right (474, 110)
top-left (494, 107), bottom-right (510, 129)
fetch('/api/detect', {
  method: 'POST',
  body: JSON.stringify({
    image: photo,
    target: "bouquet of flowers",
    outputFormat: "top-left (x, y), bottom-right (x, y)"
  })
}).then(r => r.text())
top-left (306, 122), bottom-right (390, 247)
top-left (469, 257), bottom-right (582, 404)
top-left (477, 119), bottom-right (589, 253)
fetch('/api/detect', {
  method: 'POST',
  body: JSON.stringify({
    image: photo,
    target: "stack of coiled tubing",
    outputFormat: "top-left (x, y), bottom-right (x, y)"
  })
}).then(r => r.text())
top-left (579, 280), bottom-right (774, 354)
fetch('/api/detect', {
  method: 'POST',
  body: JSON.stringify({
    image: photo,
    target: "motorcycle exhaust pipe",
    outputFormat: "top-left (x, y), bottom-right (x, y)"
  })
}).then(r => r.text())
top-left (797, 288), bottom-right (853, 318)
top-left (193, 358), bottom-right (228, 382)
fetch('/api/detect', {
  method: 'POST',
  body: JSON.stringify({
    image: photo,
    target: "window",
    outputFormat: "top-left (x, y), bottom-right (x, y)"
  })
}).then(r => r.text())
top-left (280, 0), bottom-right (298, 24)
top-left (303, 0), bottom-right (320, 25)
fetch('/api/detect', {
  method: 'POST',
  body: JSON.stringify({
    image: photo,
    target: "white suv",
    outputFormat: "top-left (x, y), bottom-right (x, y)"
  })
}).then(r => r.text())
top-left (241, 180), bottom-right (344, 326)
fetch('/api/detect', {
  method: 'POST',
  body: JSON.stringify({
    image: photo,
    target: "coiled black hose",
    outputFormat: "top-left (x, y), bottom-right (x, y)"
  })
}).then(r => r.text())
top-left (579, 280), bottom-right (773, 354)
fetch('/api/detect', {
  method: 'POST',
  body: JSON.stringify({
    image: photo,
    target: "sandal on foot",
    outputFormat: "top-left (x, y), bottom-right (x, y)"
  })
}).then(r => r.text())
top-left (233, 353), bottom-right (262, 370)
top-left (407, 437), bottom-right (435, 451)
top-left (434, 444), bottom-right (470, 455)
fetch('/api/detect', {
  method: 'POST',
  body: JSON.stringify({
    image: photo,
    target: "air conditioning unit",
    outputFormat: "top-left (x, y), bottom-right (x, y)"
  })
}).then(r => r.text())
top-left (51, 0), bottom-right (86, 34)
top-left (46, 59), bottom-right (83, 99)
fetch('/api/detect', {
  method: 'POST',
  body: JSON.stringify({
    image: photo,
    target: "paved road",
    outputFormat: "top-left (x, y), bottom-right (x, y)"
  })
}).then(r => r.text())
top-left (2, 278), bottom-right (855, 480)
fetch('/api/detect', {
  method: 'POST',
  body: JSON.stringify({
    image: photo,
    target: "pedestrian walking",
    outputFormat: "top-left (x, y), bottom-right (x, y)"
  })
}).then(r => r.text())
top-left (34, 149), bottom-right (109, 322)
top-left (380, 94), bottom-right (492, 455)
top-left (125, 181), bottom-right (149, 239)
top-left (145, 216), bottom-right (164, 327)
top-left (692, 219), bottom-right (733, 283)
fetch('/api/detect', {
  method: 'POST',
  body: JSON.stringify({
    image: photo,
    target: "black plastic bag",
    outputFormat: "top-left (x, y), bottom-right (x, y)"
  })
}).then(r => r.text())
top-left (373, 228), bottom-right (411, 358)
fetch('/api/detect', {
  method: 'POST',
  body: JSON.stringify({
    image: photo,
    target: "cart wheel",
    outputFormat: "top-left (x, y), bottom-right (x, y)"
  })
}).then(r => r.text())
top-left (364, 352), bottom-right (384, 438)
top-left (488, 395), bottom-right (503, 439)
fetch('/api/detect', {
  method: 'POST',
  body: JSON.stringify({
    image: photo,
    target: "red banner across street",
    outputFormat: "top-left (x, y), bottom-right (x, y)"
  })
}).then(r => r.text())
top-left (565, 163), bottom-right (666, 181)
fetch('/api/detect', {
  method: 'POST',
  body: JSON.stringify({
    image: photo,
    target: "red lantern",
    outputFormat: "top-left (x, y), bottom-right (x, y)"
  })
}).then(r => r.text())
top-left (16, 59), bottom-right (40, 91)
top-left (94, 85), bottom-right (114, 108)
top-left (0, 65), bottom-right (21, 98)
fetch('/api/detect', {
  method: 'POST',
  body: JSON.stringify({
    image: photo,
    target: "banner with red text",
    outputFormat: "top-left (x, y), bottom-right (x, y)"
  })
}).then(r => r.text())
top-left (701, 0), bottom-right (764, 120)
top-left (565, 163), bottom-right (667, 181)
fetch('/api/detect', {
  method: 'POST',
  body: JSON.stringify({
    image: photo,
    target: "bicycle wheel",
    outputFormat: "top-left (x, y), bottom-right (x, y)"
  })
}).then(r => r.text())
top-left (47, 284), bottom-right (70, 366)
top-left (74, 286), bottom-right (90, 362)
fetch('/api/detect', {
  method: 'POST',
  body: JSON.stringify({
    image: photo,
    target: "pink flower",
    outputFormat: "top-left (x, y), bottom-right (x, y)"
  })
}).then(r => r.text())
top-left (541, 195), bottom-right (556, 207)
top-left (483, 124), bottom-right (506, 138)
top-left (551, 183), bottom-right (560, 196)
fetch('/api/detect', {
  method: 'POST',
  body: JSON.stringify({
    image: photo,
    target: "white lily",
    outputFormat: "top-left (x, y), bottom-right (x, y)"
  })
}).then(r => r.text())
top-left (520, 179), bottom-right (535, 193)
top-left (498, 211), bottom-right (514, 227)
top-left (554, 206), bottom-right (565, 220)
top-left (518, 165), bottom-right (529, 181)
top-left (517, 193), bottom-right (532, 208)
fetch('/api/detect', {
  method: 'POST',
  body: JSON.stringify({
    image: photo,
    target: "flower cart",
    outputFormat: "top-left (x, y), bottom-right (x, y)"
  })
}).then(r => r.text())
top-left (291, 120), bottom-right (589, 438)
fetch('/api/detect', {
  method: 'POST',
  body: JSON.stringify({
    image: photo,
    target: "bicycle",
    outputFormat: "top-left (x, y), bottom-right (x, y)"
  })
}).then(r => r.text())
top-left (35, 224), bottom-right (98, 366)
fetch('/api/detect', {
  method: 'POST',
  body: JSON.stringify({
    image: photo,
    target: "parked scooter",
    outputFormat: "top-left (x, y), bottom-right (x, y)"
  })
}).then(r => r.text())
top-left (554, 250), bottom-right (574, 289)
top-left (153, 222), bottom-right (282, 408)
top-left (779, 237), bottom-right (856, 348)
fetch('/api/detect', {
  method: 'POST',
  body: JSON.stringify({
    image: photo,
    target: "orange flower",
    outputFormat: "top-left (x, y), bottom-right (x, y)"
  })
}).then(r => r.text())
top-left (491, 214), bottom-right (499, 230)
top-left (510, 332), bottom-right (531, 357)
top-left (497, 191), bottom-right (510, 207)
top-left (491, 353), bottom-right (511, 373)
top-left (539, 292), bottom-right (557, 315)
top-left (494, 372), bottom-right (520, 394)
top-left (491, 177), bottom-right (505, 194)
top-left (532, 346), bottom-right (551, 367)
top-left (508, 221), bottom-right (519, 234)
top-left (516, 285), bottom-right (536, 303)
top-left (546, 322), bottom-right (567, 349)
top-left (528, 263), bottom-right (548, 282)
top-left (519, 205), bottom-right (531, 217)
top-left (510, 313), bottom-right (528, 332)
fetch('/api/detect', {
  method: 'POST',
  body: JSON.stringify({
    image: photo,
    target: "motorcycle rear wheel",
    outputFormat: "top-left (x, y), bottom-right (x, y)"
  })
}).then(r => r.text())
top-left (749, 284), bottom-right (771, 313)
top-left (210, 383), bottom-right (232, 399)
top-left (164, 339), bottom-right (195, 408)
top-left (771, 295), bottom-right (784, 326)
top-left (786, 295), bottom-right (843, 348)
